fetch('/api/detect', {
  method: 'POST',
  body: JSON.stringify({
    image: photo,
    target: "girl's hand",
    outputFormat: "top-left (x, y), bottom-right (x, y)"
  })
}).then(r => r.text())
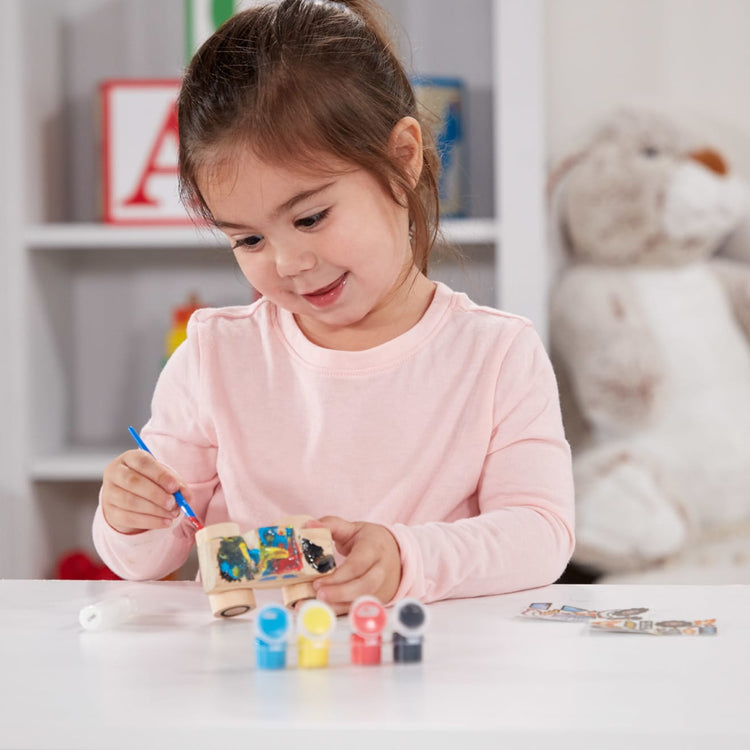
top-left (311, 516), bottom-right (402, 615)
top-left (101, 449), bottom-right (187, 534)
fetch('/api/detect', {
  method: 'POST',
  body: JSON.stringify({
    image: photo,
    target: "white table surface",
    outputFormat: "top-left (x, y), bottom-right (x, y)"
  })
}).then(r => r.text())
top-left (0, 579), bottom-right (746, 749)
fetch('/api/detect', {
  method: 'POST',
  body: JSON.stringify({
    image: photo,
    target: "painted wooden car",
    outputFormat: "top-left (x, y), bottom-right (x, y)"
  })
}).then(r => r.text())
top-left (196, 515), bottom-right (336, 617)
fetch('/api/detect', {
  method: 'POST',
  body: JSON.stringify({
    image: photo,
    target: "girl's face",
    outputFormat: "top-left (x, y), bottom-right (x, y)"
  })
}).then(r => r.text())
top-left (200, 145), bottom-right (430, 350)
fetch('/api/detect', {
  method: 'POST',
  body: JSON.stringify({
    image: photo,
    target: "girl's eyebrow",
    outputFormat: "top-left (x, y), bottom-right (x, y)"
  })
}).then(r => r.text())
top-left (214, 181), bottom-right (335, 229)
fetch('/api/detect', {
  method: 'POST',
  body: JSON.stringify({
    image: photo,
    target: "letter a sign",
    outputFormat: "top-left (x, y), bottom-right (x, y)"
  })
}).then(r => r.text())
top-left (101, 80), bottom-right (190, 224)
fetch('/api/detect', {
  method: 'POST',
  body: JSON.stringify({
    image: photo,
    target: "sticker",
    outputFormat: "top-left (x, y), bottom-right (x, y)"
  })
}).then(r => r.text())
top-left (590, 618), bottom-right (718, 636)
top-left (519, 602), bottom-right (649, 623)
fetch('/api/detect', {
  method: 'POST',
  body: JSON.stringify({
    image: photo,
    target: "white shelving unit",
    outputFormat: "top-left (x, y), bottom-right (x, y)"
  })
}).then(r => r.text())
top-left (1, 0), bottom-right (545, 578)
top-left (24, 217), bottom-right (499, 251)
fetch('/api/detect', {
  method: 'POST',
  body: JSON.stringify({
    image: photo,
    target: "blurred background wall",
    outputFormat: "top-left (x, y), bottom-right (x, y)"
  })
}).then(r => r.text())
top-left (545, 0), bottom-right (750, 172)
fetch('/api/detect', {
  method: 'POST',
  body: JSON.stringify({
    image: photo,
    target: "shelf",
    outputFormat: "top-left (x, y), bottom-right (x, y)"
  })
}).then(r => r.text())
top-left (25, 224), bottom-right (226, 250)
top-left (442, 218), bottom-right (499, 245)
top-left (31, 448), bottom-right (124, 482)
top-left (25, 218), bottom-right (499, 251)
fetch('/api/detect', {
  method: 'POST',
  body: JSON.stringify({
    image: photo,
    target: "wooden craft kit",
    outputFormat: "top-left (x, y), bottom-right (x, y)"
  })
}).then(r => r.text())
top-left (194, 516), bottom-right (427, 668)
top-left (195, 516), bottom-right (336, 617)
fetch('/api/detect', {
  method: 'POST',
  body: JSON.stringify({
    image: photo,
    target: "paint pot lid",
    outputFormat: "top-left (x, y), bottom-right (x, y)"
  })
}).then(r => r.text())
top-left (297, 600), bottom-right (336, 639)
top-left (255, 604), bottom-right (291, 643)
top-left (392, 598), bottom-right (428, 637)
top-left (349, 595), bottom-right (387, 637)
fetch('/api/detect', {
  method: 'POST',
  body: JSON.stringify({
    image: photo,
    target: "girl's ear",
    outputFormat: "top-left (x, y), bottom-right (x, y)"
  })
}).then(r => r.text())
top-left (389, 116), bottom-right (423, 187)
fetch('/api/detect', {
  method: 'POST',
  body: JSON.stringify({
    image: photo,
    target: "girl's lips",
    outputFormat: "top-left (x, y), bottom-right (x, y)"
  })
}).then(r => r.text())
top-left (302, 273), bottom-right (348, 308)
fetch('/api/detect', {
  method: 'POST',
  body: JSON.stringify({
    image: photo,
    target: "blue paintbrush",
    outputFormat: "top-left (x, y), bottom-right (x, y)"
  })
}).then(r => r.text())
top-left (128, 426), bottom-right (203, 531)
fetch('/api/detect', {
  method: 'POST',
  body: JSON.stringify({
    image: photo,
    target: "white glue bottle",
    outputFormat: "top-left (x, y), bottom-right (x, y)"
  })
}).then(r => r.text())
top-left (79, 595), bottom-right (138, 631)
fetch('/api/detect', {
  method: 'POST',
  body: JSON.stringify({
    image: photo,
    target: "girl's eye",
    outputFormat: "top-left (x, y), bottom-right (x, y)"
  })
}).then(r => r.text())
top-left (232, 234), bottom-right (264, 250)
top-left (295, 208), bottom-right (330, 229)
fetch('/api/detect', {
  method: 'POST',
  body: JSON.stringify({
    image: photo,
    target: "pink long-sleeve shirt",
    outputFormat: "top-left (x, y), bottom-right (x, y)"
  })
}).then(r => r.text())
top-left (93, 281), bottom-right (574, 602)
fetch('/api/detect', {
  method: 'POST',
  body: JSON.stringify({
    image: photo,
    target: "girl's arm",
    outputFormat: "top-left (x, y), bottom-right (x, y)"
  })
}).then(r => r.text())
top-left (386, 325), bottom-right (576, 603)
top-left (93, 326), bottom-right (219, 581)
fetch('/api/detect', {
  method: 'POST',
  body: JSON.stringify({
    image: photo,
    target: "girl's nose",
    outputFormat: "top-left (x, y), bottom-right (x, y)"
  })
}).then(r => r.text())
top-left (273, 242), bottom-right (317, 277)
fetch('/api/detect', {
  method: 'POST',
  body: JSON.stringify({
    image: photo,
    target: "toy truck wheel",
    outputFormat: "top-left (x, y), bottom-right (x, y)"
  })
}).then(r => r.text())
top-left (282, 581), bottom-right (316, 608)
top-left (209, 587), bottom-right (257, 618)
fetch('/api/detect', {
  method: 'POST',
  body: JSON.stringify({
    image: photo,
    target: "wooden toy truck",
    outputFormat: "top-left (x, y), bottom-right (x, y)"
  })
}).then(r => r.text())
top-left (195, 516), bottom-right (336, 618)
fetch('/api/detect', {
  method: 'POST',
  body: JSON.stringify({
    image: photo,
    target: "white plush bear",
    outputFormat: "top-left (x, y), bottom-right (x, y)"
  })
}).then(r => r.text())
top-left (550, 108), bottom-right (750, 582)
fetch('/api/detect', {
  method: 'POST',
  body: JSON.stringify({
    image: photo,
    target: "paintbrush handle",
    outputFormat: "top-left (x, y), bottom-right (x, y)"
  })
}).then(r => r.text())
top-left (127, 426), bottom-right (203, 530)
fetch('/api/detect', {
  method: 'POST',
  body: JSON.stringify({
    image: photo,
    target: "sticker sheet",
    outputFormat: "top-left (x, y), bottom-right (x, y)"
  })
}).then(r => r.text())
top-left (589, 618), bottom-right (717, 636)
top-left (519, 602), bottom-right (650, 623)
top-left (520, 603), bottom-right (717, 635)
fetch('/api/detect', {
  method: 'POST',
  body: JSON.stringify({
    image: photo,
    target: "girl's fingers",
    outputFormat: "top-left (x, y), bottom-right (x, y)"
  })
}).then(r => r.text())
top-left (105, 476), bottom-right (177, 519)
top-left (101, 450), bottom-right (187, 533)
top-left (106, 507), bottom-right (176, 533)
top-left (316, 561), bottom-right (383, 606)
top-left (327, 602), bottom-right (349, 617)
top-left (103, 483), bottom-right (181, 534)
top-left (108, 457), bottom-right (179, 514)
top-left (311, 521), bottom-right (402, 610)
top-left (122, 449), bottom-right (182, 493)
top-left (119, 449), bottom-right (183, 495)
top-left (108, 484), bottom-right (179, 520)
top-left (316, 545), bottom-right (374, 587)
top-left (316, 515), bottom-right (360, 556)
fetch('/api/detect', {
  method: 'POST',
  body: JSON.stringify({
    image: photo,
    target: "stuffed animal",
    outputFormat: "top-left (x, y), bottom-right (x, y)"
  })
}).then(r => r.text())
top-left (549, 108), bottom-right (750, 582)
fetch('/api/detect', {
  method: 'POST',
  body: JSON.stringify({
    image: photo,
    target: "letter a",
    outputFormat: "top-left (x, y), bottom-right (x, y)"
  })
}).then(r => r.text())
top-left (122, 103), bottom-right (179, 206)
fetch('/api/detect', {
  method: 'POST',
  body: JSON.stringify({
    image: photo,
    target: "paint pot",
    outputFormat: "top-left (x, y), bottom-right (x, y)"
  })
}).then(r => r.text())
top-left (254, 603), bottom-right (292, 670)
top-left (349, 595), bottom-right (387, 665)
top-left (392, 598), bottom-right (428, 663)
top-left (296, 600), bottom-right (336, 668)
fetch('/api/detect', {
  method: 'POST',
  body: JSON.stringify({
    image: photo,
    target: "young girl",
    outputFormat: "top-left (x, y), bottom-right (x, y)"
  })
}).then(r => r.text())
top-left (95, 0), bottom-right (574, 614)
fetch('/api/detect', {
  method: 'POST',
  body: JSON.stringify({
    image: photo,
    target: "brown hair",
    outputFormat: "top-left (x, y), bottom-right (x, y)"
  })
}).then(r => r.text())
top-left (177, 0), bottom-right (440, 272)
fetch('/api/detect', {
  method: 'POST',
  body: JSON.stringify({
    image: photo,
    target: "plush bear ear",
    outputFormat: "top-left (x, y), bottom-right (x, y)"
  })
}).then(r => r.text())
top-left (546, 150), bottom-right (587, 281)
top-left (547, 151), bottom-right (586, 201)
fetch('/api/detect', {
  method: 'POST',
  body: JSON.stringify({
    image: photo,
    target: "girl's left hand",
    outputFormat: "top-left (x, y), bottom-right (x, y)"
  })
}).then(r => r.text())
top-left (311, 516), bottom-right (402, 615)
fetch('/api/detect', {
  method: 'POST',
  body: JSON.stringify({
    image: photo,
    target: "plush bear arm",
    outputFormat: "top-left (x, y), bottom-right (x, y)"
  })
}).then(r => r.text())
top-left (550, 267), bottom-right (664, 432)
top-left (710, 258), bottom-right (750, 344)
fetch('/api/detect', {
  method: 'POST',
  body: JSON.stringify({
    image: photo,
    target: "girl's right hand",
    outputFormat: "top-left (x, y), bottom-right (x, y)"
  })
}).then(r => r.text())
top-left (101, 449), bottom-right (187, 534)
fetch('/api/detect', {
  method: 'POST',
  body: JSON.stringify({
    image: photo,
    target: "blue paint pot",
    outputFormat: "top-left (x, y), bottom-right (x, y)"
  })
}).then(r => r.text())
top-left (254, 603), bottom-right (291, 669)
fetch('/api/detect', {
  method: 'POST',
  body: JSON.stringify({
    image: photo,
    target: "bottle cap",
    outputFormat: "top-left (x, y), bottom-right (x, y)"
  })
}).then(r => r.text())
top-left (392, 598), bottom-right (428, 638)
top-left (349, 595), bottom-right (387, 637)
top-left (297, 600), bottom-right (336, 640)
top-left (255, 604), bottom-right (292, 644)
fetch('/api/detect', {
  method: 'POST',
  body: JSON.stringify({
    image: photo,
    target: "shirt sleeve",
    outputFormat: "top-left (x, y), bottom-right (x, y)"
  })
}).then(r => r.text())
top-left (386, 324), bottom-right (575, 603)
top-left (92, 316), bottom-right (220, 581)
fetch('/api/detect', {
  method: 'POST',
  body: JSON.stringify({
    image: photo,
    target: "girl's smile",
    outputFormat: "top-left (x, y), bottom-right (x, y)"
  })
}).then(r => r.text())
top-left (200, 144), bottom-right (435, 351)
top-left (301, 272), bottom-right (349, 308)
